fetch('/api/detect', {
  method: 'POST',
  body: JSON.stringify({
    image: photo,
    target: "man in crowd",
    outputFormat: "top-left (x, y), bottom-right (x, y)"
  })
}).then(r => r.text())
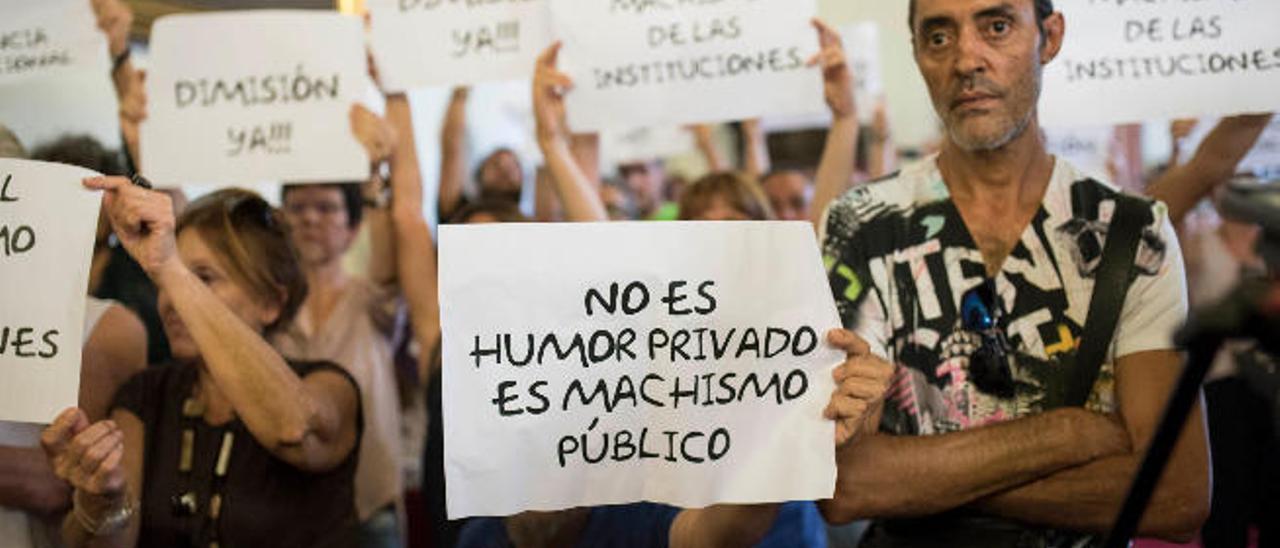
top-left (819, 0), bottom-right (1210, 545)
top-left (437, 87), bottom-right (526, 223)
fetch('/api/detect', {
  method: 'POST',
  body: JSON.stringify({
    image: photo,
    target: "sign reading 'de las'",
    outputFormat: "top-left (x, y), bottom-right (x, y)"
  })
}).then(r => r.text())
top-left (552, 0), bottom-right (825, 132)
top-left (439, 222), bottom-right (842, 518)
top-left (1041, 0), bottom-right (1280, 127)
top-left (0, 159), bottom-right (101, 424)
top-left (369, 0), bottom-right (552, 90)
top-left (141, 11), bottom-right (367, 187)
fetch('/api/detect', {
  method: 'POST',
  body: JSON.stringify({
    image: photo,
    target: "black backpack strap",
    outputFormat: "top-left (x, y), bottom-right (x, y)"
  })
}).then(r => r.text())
top-left (1066, 193), bottom-right (1149, 408)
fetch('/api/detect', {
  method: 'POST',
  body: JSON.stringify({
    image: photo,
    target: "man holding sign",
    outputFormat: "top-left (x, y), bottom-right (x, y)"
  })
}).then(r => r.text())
top-left (819, 1), bottom-right (1209, 546)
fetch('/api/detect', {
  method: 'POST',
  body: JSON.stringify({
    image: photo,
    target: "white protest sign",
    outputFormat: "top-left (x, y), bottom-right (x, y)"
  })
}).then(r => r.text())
top-left (369, 0), bottom-right (552, 90)
top-left (1045, 126), bottom-right (1113, 182)
top-left (0, 159), bottom-right (100, 424)
top-left (602, 126), bottom-right (694, 165)
top-left (847, 22), bottom-right (884, 126)
top-left (0, 0), bottom-right (109, 86)
top-left (552, 0), bottom-right (825, 132)
top-left (141, 11), bottom-right (367, 187)
top-left (760, 21), bottom-right (885, 133)
top-left (1041, 0), bottom-right (1280, 128)
top-left (0, 0), bottom-right (120, 150)
top-left (439, 221), bottom-right (842, 518)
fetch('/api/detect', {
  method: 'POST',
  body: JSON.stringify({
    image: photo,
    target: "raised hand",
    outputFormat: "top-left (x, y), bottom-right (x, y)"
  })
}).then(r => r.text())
top-left (823, 329), bottom-right (894, 447)
top-left (808, 19), bottom-right (855, 121)
top-left (91, 0), bottom-right (133, 58)
top-left (533, 42), bottom-right (575, 144)
top-left (350, 104), bottom-right (398, 165)
top-left (82, 176), bottom-right (179, 278)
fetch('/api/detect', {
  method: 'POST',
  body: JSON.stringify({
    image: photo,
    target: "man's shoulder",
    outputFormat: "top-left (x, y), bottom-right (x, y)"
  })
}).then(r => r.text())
top-left (822, 156), bottom-right (944, 243)
top-left (1049, 162), bottom-right (1167, 230)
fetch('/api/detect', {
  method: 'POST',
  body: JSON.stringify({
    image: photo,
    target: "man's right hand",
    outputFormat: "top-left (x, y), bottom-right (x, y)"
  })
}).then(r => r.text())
top-left (824, 329), bottom-right (894, 447)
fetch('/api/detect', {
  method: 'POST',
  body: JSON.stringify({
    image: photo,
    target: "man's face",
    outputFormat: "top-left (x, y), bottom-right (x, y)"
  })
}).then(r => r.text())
top-left (479, 150), bottom-right (524, 198)
top-left (912, 0), bottom-right (1062, 152)
top-left (281, 186), bottom-right (355, 268)
top-left (620, 162), bottom-right (665, 211)
top-left (762, 171), bottom-right (810, 222)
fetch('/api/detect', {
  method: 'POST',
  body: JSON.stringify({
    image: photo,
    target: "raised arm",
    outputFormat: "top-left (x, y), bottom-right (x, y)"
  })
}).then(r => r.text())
top-left (349, 104), bottom-right (398, 286)
top-left (385, 93), bottom-right (442, 379)
top-left (81, 177), bottom-right (358, 473)
top-left (809, 19), bottom-right (860, 230)
top-left (91, 0), bottom-right (133, 98)
top-left (1146, 113), bottom-right (1273, 225)
top-left (691, 124), bottom-right (729, 173)
top-left (741, 119), bottom-right (771, 181)
top-left (533, 43), bottom-right (608, 223)
top-left (867, 98), bottom-right (896, 180)
top-left (438, 87), bottom-right (470, 222)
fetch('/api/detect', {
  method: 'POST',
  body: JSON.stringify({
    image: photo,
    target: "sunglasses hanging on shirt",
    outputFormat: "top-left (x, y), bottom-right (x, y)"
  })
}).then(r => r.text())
top-left (960, 278), bottom-right (1017, 398)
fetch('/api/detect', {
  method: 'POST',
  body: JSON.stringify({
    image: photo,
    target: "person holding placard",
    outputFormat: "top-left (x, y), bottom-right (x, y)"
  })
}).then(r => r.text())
top-left (41, 183), bottom-right (363, 547)
top-left (438, 87), bottom-right (526, 224)
top-left (0, 128), bottom-right (149, 548)
top-left (819, 0), bottom-right (1210, 546)
top-left (274, 93), bottom-right (419, 546)
top-left (433, 25), bottom-right (890, 547)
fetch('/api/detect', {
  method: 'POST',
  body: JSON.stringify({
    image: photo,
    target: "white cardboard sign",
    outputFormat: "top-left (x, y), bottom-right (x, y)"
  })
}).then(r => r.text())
top-left (141, 11), bottom-right (368, 187)
top-left (0, 0), bottom-right (121, 150)
top-left (759, 21), bottom-right (885, 133)
top-left (1041, 0), bottom-right (1280, 128)
top-left (552, 0), bottom-right (825, 132)
top-left (0, 0), bottom-right (109, 86)
top-left (369, 0), bottom-right (552, 90)
top-left (0, 159), bottom-right (101, 424)
top-left (439, 221), bottom-right (842, 518)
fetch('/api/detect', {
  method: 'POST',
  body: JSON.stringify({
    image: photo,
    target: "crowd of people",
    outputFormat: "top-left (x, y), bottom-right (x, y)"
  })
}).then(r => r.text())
top-left (1, 0), bottom-right (1277, 546)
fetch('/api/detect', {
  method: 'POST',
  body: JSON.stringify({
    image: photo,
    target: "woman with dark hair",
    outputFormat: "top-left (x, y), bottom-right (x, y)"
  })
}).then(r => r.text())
top-left (41, 183), bottom-right (362, 548)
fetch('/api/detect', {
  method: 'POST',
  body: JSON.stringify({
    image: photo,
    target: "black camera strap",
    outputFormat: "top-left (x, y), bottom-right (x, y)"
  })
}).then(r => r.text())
top-left (1067, 192), bottom-right (1149, 408)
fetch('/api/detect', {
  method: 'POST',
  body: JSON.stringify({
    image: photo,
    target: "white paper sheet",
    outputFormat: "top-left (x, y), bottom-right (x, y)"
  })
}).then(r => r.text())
top-left (439, 221), bottom-right (842, 518)
top-left (1041, 0), bottom-right (1280, 127)
top-left (141, 11), bottom-right (367, 187)
top-left (553, 0), bottom-right (825, 132)
top-left (369, 0), bottom-right (553, 91)
top-left (0, 159), bottom-right (101, 424)
top-left (0, 0), bottom-right (120, 150)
